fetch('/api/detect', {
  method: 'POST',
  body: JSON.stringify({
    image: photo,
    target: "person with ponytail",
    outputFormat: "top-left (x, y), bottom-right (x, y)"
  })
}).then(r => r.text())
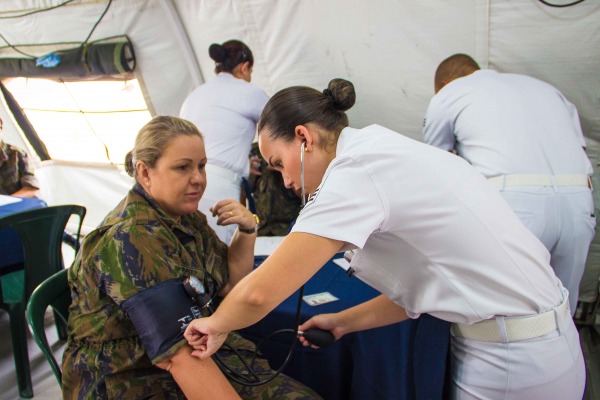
top-left (62, 116), bottom-right (320, 399)
top-left (185, 79), bottom-right (586, 399)
top-left (180, 40), bottom-right (269, 244)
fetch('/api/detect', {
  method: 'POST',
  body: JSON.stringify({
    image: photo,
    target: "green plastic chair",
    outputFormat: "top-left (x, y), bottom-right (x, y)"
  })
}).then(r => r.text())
top-left (26, 268), bottom-right (71, 386)
top-left (0, 205), bottom-right (85, 398)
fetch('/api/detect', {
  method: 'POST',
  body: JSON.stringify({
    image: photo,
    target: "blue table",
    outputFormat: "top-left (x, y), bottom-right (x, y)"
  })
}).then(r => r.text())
top-left (239, 255), bottom-right (451, 400)
top-left (0, 196), bottom-right (47, 273)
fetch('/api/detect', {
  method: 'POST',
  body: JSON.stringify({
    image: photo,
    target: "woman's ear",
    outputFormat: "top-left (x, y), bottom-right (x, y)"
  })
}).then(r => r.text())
top-left (294, 125), bottom-right (313, 151)
top-left (240, 61), bottom-right (252, 82)
top-left (136, 161), bottom-right (151, 188)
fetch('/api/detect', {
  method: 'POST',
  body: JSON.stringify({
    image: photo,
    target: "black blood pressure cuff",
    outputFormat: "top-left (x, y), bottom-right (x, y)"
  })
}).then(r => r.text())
top-left (121, 278), bottom-right (203, 362)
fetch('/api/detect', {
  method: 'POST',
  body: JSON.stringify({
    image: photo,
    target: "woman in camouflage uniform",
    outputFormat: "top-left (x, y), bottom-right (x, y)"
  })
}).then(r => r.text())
top-left (62, 116), bottom-right (320, 399)
top-left (0, 116), bottom-right (39, 197)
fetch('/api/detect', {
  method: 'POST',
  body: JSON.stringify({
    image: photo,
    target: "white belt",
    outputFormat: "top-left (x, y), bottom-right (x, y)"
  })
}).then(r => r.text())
top-left (205, 164), bottom-right (242, 183)
top-left (488, 174), bottom-right (591, 189)
top-left (451, 296), bottom-right (570, 342)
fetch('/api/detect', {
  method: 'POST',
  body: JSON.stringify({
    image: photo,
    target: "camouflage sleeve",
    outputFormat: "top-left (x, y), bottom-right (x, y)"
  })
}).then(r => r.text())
top-left (94, 219), bottom-right (190, 362)
top-left (97, 219), bottom-right (185, 302)
top-left (192, 212), bottom-right (230, 291)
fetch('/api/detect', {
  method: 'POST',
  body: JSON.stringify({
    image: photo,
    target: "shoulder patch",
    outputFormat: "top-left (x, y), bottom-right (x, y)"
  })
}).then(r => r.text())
top-left (303, 185), bottom-right (321, 209)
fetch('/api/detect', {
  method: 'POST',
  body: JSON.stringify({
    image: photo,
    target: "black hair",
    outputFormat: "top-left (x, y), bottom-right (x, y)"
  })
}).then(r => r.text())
top-left (209, 40), bottom-right (254, 74)
top-left (435, 53), bottom-right (480, 92)
top-left (257, 78), bottom-right (356, 145)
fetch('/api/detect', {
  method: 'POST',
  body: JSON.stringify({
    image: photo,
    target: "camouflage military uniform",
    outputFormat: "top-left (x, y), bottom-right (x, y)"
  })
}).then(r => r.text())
top-left (0, 141), bottom-right (39, 195)
top-left (62, 184), bottom-right (321, 399)
top-left (248, 143), bottom-right (301, 236)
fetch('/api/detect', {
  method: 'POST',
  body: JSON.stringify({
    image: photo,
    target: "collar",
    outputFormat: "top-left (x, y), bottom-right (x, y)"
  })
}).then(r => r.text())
top-left (131, 182), bottom-right (196, 234)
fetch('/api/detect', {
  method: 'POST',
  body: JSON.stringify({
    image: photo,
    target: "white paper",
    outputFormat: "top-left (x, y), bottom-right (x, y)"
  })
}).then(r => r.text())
top-left (303, 292), bottom-right (339, 306)
top-left (0, 195), bottom-right (22, 206)
top-left (254, 236), bottom-right (285, 256)
top-left (332, 257), bottom-right (351, 271)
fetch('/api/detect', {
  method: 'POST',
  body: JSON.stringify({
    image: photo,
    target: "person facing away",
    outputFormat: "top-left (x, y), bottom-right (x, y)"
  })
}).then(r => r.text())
top-left (183, 79), bottom-right (586, 399)
top-left (423, 53), bottom-right (596, 314)
top-left (180, 40), bottom-right (269, 244)
top-left (61, 116), bottom-right (320, 400)
top-left (0, 116), bottom-right (39, 198)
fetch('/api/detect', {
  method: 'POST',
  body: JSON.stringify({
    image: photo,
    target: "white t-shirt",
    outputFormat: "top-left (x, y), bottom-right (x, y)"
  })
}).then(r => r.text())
top-left (180, 73), bottom-right (269, 177)
top-left (292, 125), bottom-right (562, 324)
top-left (423, 70), bottom-right (592, 178)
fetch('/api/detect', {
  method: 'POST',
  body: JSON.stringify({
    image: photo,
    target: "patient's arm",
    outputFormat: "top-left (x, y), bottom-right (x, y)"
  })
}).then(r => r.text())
top-left (156, 345), bottom-right (240, 400)
top-left (11, 185), bottom-right (38, 198)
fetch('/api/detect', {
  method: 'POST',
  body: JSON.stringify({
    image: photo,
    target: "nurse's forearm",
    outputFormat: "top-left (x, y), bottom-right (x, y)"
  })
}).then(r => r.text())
top-left (210, 232), bottom-right (344, 333)
top-left (337, 294), bottom-right (408, 334)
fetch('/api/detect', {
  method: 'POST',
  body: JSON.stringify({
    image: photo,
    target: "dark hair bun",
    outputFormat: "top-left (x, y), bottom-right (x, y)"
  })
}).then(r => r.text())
top-left (327, 78), bottom-right (356, 112)
top-left (124, 150), bottom-right (135, 177)
top-left (209, 44), bottom-right (228, 63)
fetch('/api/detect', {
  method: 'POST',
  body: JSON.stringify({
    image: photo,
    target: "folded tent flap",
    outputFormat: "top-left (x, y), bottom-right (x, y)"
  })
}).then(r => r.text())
top-left (0, 36), bottom-right (136, 80)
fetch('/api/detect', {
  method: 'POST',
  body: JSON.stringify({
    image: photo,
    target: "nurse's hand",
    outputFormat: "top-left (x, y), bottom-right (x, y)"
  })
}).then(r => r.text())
top-left (184, 317), bottom-right (229, 360)
top-left (298, 313), bottom-right (345, 349)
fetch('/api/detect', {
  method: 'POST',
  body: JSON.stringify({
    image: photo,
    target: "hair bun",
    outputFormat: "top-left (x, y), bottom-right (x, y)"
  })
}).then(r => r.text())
top-left (124, 151), bottom-right (135, 177)
top-left (208, 44), bottom-right (228, 63)
top-left (326, 78), bottom-right (356, 112)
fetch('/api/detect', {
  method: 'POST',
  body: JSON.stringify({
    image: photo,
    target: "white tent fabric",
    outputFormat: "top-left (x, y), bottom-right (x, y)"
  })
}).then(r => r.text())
top-left (0, 0), bottom-right (599, 298)
top-left (35, 160), bottom-right (134, 234)
top-left (2, 1), bottom-right (598, 139)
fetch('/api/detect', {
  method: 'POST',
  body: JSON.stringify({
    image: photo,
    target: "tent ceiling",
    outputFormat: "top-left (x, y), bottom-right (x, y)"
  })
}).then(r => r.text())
top-left (0, 0), bottom-right (598, 142)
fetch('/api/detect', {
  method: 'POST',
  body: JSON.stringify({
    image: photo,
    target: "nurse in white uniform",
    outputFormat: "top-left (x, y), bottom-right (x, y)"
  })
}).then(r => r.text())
top-left (180, 40), bottom-right (269, 243)
top-left (423, 54), bottom-right (595, 315)
top-left (184, 79), bottom-right (585, 399)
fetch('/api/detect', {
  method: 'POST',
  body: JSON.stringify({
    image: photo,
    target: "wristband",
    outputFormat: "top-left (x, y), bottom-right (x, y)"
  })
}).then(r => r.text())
top-left (239, 214), bottom-right (260, 234)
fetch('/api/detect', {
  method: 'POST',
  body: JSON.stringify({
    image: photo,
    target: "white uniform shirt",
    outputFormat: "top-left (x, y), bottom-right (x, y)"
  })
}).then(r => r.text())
top-left (292, 125), bottom-right (562, 324)
top-left (423, 70), bottom-right (592, 178)
top-left (180, 73), bottom-right (269, 177)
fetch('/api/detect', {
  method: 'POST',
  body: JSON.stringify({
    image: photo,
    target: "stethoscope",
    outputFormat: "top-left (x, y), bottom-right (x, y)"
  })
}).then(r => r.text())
top-left (185, 140), bottom-right (334, 392)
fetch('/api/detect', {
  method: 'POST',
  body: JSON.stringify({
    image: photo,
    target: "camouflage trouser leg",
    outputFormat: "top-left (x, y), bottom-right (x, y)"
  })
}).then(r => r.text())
top-left (218, 334), bottom-right (323, 399)
top-left (233, 372), bottom-right (323, 400)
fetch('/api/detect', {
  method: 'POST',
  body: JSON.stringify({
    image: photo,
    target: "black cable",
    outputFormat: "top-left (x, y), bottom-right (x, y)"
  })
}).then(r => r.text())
top-left (214, 345), bottom-right (261, 383)
top-left (212, 286), bottom-right (306, 387)
top-left (0, 32), bottom-right (36, 59)
top-left (0, 0), bottom-right (77, 58)
top-left (0, 0), bottom-right (113, 60)
top-left (250, 328), bottom-right (297, 369)
top-left (82, 0), bottom-right (113, 44)
top-left (0, 0), bottom-right (76, 19)
top-left (537, 0), bottom-right (586, 7)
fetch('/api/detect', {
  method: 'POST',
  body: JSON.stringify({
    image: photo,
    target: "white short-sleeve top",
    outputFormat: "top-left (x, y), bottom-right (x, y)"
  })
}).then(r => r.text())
top-left (292, 125), bottom-right (562, 324)
top-left (423, 70), bottom-right (592, 178)
top-left (180, 72), bottom-right (269, 177)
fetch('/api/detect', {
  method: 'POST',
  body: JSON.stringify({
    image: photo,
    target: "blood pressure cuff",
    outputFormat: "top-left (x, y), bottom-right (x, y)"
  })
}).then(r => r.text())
top-left (121, 278), bottom-right (203, 362)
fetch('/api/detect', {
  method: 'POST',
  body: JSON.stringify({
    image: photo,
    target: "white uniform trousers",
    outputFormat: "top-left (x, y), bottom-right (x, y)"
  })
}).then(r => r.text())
top-left (199, 164), bottom-right (242, 244)
top-left (498, 185), bottom-right (595, 313)
top-left (451, 293), bottom-right (585, 399)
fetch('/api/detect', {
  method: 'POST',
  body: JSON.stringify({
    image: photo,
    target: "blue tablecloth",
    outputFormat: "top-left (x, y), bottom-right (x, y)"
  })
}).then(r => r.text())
top-left (0, 196), bottom-right (47, 272)
top-left (239, 255), bottom-right (451, 400)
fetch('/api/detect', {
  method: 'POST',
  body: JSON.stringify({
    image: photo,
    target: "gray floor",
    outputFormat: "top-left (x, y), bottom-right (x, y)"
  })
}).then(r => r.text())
top-left (582, 320), bottom-right (600, 400)
top-left (0, 309), bottom-right (63, 400)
